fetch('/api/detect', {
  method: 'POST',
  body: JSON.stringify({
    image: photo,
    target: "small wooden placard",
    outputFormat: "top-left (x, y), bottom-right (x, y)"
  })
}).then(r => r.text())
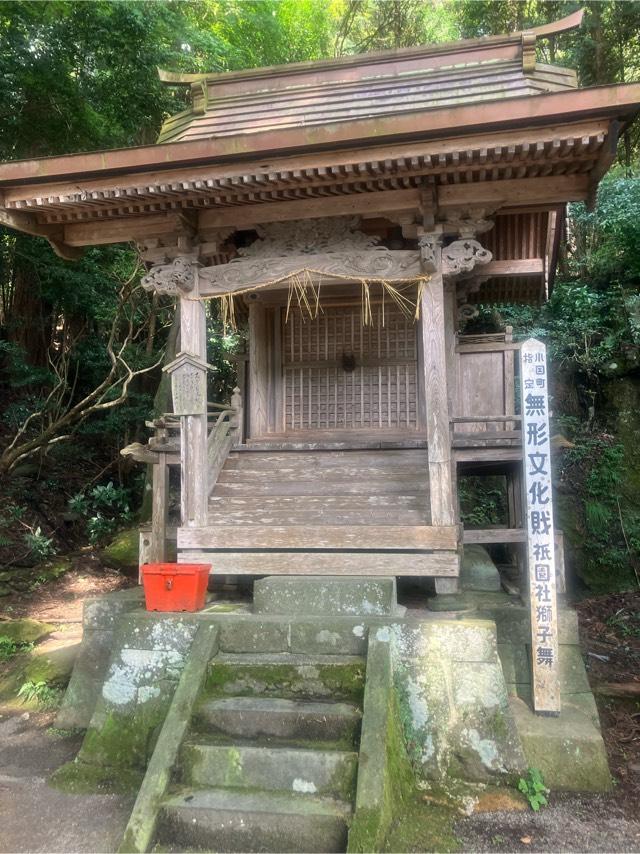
top-left (520, 338), bottom-right (561, 715)
top-left (164, 352), bottom-right (208, 417)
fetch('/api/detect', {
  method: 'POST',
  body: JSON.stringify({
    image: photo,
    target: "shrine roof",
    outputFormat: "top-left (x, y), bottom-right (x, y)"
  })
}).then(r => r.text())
top-left (0, 5), bottom-right (638, 288)
top-left (157, 25), bottom-right (579, 145)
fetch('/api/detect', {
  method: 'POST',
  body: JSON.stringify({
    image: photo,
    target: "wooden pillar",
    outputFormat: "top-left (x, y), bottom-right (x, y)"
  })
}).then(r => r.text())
top-left (420, 238), bottom-right (456, 529)
top-left (443, 281), bottom-right (459, 526)
top-left (150, 452), bottom-right (169, 561)
top-left (248, 301), bottom-right (269, 438)
top-left (179, 295), bottom-right (208, 527)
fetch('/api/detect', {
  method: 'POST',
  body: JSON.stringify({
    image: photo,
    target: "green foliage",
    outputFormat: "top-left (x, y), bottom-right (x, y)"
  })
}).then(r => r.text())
top-left (458, 476), bottom-right (508, 528)
top-left (0, 636), bottom-right (33, 660)
top-left (605, 608), bottom-right (640, 638)
top-left (69, 481), bottom-right (134, 544)
top-left (23, 526), bottom-right (56, 560)
top-left (17, 679), bottom-right (63, 709)
top-left (559, 435), bottom-right (640, 590)
top-left (517, 767), bottom-right (550, 812)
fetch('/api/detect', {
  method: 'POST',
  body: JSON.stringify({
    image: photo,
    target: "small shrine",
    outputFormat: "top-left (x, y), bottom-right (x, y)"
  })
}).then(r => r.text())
top-left (0, 11), bottom-right (636, 852)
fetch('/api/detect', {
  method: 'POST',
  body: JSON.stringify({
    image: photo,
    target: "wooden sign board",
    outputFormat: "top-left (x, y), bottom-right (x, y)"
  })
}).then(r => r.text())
top-left (164, 353), bottom-right (208, 416)
top-left (520, 338), bottom-right (561, 715)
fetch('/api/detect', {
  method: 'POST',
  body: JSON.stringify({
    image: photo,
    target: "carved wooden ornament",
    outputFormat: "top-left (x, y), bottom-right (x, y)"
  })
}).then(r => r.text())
top-left (142, 256), bottom-right (197, 296)
top-left (197, 217), bottom-right (423, 296)
top-left (442, 239), bottom-right (492, 277)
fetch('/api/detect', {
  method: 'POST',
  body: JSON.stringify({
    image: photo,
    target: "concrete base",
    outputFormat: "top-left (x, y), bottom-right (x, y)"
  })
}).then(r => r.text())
top-left (253, 576), bottom-right (403, 617)
top-left (510, 697), bottom-right (612, 792)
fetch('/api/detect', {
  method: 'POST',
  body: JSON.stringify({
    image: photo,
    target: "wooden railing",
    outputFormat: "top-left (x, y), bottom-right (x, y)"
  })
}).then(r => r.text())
top-left (125, 386), bottom-right (243, 571)
top-left (207, 388), bottom-right (242, 494)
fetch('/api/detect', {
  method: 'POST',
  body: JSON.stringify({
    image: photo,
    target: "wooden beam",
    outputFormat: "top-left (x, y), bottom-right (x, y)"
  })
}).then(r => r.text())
top-left (0, 208), bottom-right (82, 260)
top-left (178, 524), bottom-right (458, 551)
top-left (480, 259), bottom-right (544, 277)
top-left (463, 528), bottom-right (526, 544)
top-left (177, 549), bottom-right (459, 576)
top-left (64, 213), bottom-right (183, 247)
top-left (439, 174), bottom-right (589, 209)
top-left (199, 189), bottom-right (421, 231)
top-left (150, 452), bottom-right (169, 562)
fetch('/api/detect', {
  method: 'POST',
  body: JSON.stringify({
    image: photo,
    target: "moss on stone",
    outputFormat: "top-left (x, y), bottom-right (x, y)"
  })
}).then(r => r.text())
top-left (50, 758), bottom-right (143, 795)
top-left (79, 704), bottom-right (167, 771)
top-left (0, 618), bottom-right (54, 643)
top-left (204, 661), bottom-right (365, 702)
top-left (349, 692), bottom-right (418, 852)
top-left (25, 643), bottom-right (78, 686)
top-left (102, 528), bottom-right (139, 570)
top-left (382, 799), bottom-right (459, 853)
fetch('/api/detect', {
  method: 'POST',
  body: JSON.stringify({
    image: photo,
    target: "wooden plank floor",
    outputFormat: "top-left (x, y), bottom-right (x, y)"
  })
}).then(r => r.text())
top-left (177, 448), bottom-right (460, 576)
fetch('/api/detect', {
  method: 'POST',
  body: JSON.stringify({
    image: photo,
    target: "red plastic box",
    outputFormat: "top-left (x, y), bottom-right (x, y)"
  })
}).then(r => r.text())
top-left (141, 563), bottom-right (210, 612)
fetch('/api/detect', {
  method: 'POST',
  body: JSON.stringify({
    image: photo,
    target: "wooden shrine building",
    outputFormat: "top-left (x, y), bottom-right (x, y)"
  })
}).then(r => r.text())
top-left (1, 10), bottom-right (639, 588)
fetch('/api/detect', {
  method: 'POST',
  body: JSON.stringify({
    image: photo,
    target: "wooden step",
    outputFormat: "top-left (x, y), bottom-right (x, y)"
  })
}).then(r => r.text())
top-left (209, 495), bottom-right (428, 511)
top-left (178, 550), bottom-right (459, 576)
top-left (212, 479), bottom-right (427, 496)
top-left (206, 508), bottom-right (426, 526)
top-left (179, 524), bottom-right (457, 551)
top-left (224, 449), bottom-right (425, 469)
top-left (217, 464), bottom-right (424, 482)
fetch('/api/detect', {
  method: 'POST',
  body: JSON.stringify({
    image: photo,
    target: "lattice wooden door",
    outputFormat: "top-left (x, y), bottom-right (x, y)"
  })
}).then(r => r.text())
top-left (282, 303), bottom-right (418, 430)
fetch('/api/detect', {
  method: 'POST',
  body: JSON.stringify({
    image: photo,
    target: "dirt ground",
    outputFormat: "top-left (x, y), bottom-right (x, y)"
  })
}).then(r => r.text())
top-left (0, 576), bottom-right (638, 853)
top-left (1, 552), bottom-right (134, 624)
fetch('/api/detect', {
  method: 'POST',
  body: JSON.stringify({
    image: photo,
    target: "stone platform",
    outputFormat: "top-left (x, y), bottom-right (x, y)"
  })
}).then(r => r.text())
top-left (53, 574), bottom-right (610, 851)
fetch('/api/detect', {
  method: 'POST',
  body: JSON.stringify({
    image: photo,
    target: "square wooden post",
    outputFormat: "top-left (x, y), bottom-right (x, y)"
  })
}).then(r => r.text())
top-left (419, 238), bottom-right (455, 529)
top-left (177, 296), bottom-right (208, 528)
top-left (248, 301), bottom-right (269, 438)
top-left (419, 234), bottom-right (458, 592)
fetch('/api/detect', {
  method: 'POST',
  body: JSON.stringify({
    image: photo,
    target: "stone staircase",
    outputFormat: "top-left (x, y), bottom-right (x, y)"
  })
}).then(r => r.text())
top-left (152, 652), bottom-right (365, 853)
top-left (177, 448), bottom-right (459, 576)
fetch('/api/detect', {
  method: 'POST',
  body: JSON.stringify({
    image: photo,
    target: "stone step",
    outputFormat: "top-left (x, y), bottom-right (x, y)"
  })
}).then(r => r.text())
top-left (206, 652), bottom-right (366, 701)
top-left (194, 696), bottom-right (362, 744)
top-left (157, 788), bottom-right (351, 853)
top-left (181, 742), bottom-right (358, 799)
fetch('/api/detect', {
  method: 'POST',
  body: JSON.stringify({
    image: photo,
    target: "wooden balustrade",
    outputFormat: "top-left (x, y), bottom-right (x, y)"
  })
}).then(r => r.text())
top-left (129, 386), bottom-right (243, 573)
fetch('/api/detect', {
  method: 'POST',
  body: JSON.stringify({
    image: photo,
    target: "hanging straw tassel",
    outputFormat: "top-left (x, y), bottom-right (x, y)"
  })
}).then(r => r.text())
top-left (361, 280), bottom-right (373, 326)
top-left (414, 278), bottom-right (428, 321)
top-left (380, 281), bottom-right (417, 321)
top-left (286, 271), bottom-right (321, 323)
top-left (220, 294), bottom-right (237, 334)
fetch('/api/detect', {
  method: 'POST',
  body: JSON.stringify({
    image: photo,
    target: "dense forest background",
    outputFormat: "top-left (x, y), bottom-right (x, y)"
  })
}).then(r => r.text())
top-left (1, 0), bottom-right (640, 593)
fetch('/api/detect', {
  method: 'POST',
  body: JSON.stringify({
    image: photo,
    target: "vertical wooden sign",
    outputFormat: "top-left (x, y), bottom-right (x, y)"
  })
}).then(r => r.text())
top-left (520, 338), bottom-right (561, 715)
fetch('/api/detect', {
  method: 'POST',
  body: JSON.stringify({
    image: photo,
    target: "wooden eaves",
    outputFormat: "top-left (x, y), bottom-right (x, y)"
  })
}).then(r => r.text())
top-left (0, 6), bottom-right (637, 268)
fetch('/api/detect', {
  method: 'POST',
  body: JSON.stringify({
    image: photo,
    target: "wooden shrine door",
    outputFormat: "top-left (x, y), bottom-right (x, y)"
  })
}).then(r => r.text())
top-left (282, 302), bottom-right (419, 432)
